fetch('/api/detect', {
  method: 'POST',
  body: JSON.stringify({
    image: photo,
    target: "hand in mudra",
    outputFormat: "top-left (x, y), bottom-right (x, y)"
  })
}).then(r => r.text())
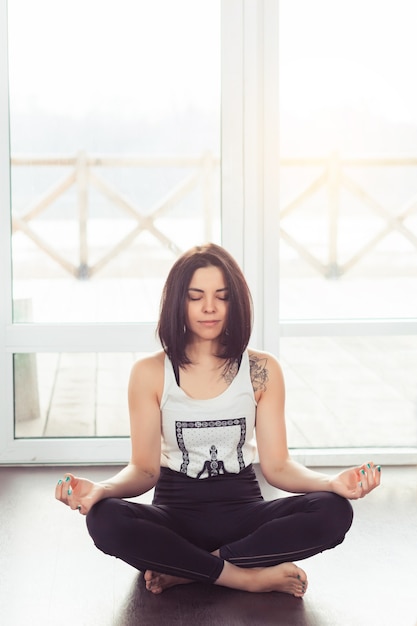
top-left (330, 462), bottom-right (381, 500)
top-left (55, 473), bottom-right (106, 515)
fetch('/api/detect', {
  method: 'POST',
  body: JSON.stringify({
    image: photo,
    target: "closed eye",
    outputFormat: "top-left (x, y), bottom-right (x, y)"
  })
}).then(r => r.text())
top-left (187, 289), bottom-right (228, 300)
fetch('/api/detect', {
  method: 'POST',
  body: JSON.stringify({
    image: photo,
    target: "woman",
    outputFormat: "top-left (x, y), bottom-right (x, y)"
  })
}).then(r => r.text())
top-left (55, 243), bottom-right (381, 598)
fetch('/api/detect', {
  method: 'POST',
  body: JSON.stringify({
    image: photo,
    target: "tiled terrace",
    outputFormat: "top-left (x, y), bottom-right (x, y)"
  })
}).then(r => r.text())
top-left (15, 334), bottom-right (417, 450)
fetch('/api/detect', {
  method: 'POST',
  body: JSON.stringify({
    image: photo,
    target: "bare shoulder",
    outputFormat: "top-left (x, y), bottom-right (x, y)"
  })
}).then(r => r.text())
top-left (129, 350), bottom-right (165, 395)
top-left (248, 348), bottom-right (284, 394)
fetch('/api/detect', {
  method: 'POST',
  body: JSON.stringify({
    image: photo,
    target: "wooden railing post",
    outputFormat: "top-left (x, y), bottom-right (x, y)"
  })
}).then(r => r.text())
top-left (76, 151), bottom-right (89, 278)
top-left (13, 298), bottom-right (40, 422)
top-left (326, 151), bottom-right (342, 278)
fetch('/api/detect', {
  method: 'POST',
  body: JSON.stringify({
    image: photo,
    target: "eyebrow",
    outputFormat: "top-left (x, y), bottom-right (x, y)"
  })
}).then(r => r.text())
top-left (187, 287), bottom-right (228, 293)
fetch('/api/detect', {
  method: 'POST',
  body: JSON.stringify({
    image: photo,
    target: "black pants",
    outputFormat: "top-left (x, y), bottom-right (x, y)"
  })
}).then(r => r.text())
top-left (86, 465), bottom-right (353, 584)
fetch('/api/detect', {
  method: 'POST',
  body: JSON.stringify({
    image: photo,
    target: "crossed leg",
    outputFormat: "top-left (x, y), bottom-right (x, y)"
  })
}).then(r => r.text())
top-left (87, 491), bottom-right (352, 598)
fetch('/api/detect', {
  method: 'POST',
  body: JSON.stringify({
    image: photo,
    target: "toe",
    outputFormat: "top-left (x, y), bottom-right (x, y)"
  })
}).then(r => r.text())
top-left (296, 566), bottom-right (308, 584)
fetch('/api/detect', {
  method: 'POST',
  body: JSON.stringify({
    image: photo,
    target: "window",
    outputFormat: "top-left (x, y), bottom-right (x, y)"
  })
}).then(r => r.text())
top-left (1, 0), bottom-right (225, 460)
top-left (278, 0), bottom-right (417, 461)
top-left (1, 0), bottom-right (415, 464)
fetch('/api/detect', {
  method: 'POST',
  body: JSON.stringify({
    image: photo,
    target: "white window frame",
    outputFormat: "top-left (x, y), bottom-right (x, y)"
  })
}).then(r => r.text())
top-left (1, 0), bottom-right (416, 465)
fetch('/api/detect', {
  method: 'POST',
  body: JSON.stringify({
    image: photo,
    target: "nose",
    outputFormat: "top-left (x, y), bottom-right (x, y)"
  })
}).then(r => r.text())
top-left (203, 296), bottom-right (216, 313)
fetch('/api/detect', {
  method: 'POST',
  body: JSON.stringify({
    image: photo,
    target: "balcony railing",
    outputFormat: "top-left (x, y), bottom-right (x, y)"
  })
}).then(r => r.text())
top-left (11, 151), bottom-right (219, 279)
top-left (11, 151), bottom-right (417, 278)
top-left (280, 153), bottom-right (417, 277)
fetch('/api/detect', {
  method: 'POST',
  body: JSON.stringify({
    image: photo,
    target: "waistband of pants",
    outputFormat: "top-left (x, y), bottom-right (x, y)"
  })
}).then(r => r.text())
top-left (153, 463), bottom-right (263, 506)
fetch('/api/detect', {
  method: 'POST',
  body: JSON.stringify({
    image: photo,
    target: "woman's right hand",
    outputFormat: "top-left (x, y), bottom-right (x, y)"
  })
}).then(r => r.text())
top-left (55, 473), bottom-right (106, 516)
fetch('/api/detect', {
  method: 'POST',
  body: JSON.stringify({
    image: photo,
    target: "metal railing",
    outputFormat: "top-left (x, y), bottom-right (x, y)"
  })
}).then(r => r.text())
top-left (11, 151), bottom-right (417, 279)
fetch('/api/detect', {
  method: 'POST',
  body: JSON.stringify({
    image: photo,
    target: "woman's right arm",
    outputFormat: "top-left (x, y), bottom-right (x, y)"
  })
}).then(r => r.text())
top-left (55, 354), bottom-right (163, 514)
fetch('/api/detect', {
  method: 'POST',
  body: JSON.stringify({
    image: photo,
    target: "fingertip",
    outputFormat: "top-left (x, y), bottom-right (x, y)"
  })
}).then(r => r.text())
top-left (65, 473), bottom-right (76, 486)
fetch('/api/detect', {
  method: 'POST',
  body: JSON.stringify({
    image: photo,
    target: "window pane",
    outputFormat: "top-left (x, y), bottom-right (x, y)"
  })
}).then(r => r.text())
top-left (14, 353), bottom-right (140, 438)
top-left (9, 0), bottom-right (221, 323)
top-left (279, 0), bottom-right (417, 320)
top-left (281, 336), bottom-right (417, 449)
top-left (15, 337), bottom-right (416, 444)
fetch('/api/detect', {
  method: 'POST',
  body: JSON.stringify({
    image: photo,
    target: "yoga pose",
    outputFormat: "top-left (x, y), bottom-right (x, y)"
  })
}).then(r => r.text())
top-left (55, 243), bottom-right (381, 598)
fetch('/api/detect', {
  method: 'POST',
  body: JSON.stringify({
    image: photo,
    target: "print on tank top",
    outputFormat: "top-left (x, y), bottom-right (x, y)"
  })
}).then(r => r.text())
top-left (175, 417), bottom-right (247, 477)
top-left (196, 445), bottom-right (226, 478)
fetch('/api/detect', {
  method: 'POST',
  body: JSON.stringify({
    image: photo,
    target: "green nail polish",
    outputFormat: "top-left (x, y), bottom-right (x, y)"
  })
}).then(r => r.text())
top-left (67, 488), bottom-right (72, 495)
top-left (361, 469), bottom-right (366, 475)
top-left (377, 466), bottom-right (381, 472)
top-left (57, 479), bottom-right (63, 485)
top-left (65, 476), bottom-right (71, 482)
top-left (367, 463), bottom-right (371, 469)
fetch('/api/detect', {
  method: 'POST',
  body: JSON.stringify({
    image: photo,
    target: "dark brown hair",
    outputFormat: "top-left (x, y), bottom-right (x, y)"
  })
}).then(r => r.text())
top-left (157, 243), bottom-right (253, 369)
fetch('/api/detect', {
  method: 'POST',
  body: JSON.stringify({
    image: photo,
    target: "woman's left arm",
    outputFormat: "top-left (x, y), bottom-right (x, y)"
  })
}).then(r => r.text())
top-left (254, 351), bottom-right (381, 500)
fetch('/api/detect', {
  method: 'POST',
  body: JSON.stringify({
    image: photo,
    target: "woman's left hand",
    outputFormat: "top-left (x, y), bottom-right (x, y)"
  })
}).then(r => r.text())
top-left (329, 462), bottom-right (381, 500)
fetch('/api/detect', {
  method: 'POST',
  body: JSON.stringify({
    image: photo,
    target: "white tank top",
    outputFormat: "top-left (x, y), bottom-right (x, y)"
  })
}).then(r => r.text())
top-left (160, 351), bottom-right (257, 479)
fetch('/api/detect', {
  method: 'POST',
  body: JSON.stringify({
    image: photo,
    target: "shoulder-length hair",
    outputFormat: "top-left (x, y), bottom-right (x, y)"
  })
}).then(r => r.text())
top-left (157, 243), bottom-right (253, 369)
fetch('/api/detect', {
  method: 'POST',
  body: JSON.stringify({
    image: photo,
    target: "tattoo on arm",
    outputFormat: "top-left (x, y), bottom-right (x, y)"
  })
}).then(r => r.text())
top-left (249, 355), bottom-right (269, 392)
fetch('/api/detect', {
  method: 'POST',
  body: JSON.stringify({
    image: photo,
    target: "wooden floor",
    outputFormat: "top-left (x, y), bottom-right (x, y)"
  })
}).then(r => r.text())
top-left (1, 464), bottom-right (416, 626)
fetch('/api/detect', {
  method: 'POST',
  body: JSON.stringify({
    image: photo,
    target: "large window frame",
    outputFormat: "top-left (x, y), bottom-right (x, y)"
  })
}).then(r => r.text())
top-left (1, 0), bottom-right (416, 465)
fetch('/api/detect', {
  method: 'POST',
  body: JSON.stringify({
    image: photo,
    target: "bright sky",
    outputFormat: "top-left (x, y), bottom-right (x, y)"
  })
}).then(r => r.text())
top-left (279, 0), bottom-right (417, 125)
top-left (8, 0), bottom-right (417, 125)
top-left (8, 0), bottom-right (221, 119)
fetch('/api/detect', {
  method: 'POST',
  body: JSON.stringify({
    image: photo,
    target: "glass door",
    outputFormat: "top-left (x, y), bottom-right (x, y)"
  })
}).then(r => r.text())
top-left (1, 0), bottom-right (224, 462)
top-left (278, 0), bottom-right (417, 464)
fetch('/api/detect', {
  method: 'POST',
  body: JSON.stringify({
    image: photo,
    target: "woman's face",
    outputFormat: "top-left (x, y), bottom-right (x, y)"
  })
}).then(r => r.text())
top-left (185, 265), bottom-right (229, 343)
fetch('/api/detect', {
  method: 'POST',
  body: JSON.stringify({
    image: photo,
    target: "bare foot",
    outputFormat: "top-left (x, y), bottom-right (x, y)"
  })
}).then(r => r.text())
top-left (217, 561), bottom-right (308, 598)
top-left (254, 562), bottom-right (308, 597)
top-left (144, 570), bottom-right (194, 594)
top-left (144, 562), bottom-right (308, 598)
